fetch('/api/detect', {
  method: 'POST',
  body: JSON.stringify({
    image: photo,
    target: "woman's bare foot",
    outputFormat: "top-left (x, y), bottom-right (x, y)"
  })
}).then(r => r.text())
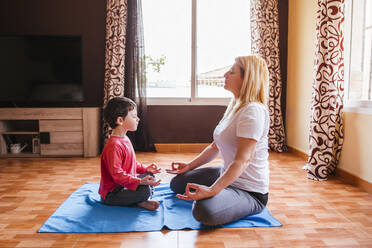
top-left (137, 200), bottom-right (160, 211)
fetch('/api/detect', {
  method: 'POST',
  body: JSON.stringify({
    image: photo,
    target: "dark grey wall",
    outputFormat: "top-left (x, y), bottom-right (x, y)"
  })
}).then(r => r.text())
top-left (148, 105), bottom-right (226, 143)
top-left (0, 0), bottom-right (106, 107)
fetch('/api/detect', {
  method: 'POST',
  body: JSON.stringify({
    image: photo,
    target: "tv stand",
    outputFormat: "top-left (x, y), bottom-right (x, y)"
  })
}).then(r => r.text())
top-left (0, 108), bottom-right (100, 157)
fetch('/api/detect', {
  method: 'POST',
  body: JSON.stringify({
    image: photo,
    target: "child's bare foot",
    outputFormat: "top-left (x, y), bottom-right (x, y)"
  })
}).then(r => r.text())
top-left (137, 200), bottom-right (160, 211)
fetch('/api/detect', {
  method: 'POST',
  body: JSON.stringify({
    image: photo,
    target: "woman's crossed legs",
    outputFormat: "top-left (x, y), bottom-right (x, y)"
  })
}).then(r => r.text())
top-left (170, 166), bottom-right (265, 226)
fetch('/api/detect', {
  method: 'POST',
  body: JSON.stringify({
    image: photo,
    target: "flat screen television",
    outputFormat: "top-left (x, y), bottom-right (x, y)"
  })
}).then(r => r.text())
top-left (0, 35), bottom-right (83, 107)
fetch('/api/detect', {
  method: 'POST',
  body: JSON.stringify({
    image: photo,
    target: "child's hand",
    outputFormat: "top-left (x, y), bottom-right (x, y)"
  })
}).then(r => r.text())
top-left (139, 175), bottom-right (161, 186)
top-left (146, 163), bottom-right (161, 174)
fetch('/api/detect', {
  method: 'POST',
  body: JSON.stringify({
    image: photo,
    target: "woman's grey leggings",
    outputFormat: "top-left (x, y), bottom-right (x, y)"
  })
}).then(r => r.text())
top-left (170, 166), bottom-right (267, 226)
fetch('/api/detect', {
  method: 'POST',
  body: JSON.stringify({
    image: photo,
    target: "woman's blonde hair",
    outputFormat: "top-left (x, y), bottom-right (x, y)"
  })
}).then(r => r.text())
top-left (223, 55), bottom-right (269, 118)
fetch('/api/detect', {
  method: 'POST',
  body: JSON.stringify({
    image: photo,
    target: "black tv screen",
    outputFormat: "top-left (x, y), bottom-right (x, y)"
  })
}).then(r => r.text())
top-left (0, 35), bottom-right (83, 107)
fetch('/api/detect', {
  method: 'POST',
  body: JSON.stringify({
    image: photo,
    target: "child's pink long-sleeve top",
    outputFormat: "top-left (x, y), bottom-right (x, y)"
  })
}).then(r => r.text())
top-left (99, 136), bottom-right (147, 199)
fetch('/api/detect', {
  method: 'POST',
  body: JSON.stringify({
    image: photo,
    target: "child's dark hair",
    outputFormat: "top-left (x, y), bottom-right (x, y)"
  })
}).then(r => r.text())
top-left (103, 97), bottom-right (136, 129)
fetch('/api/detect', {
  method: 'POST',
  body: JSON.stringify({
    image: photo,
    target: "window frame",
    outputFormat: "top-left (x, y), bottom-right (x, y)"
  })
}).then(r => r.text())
top-left (146, 0), bottom-right (232, 106)
top-left (344, 0), bottom-right (372, 115)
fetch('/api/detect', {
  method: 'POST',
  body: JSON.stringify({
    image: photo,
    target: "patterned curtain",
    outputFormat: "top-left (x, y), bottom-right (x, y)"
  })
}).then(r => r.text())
top-left (103, 0), bottom-right (127, 141)
top-left (250, 0), bottom-right (287, 152)
top-left (306, 0), bottom-right (344, 181)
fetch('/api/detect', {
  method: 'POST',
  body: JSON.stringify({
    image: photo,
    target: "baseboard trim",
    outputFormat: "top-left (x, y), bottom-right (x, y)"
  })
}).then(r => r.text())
top-left (287, 146), bottom-right (372, 194)
top-left (335, 168), bottom-right (372, 194)
top-left (287, 146), bottom-right (308, 161)
top-left (155, 143), bottom-right (210, 153)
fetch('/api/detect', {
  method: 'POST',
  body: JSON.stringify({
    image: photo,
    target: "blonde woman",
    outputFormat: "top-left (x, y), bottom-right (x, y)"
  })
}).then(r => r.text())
top-left (166, 55), bottom-right (270, 226)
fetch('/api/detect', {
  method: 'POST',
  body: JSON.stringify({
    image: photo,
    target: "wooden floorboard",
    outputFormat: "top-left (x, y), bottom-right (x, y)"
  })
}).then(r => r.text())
top-left (0, 152), bottom-right (371, 248)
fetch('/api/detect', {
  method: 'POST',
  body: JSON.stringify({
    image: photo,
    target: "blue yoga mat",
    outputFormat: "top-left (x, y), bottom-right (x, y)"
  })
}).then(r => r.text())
top-left (38, 183), bottom-right (282, 233)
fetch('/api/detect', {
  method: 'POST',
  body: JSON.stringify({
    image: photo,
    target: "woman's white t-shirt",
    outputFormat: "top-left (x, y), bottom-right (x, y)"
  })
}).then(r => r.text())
top-left (213, 102), bottom-right (270, 194)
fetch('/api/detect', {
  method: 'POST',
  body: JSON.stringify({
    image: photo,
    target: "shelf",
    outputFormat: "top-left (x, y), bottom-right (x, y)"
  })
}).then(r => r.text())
top-left (1, 132), bottom-right (39, 135)
top-left (0, 153), bottom-right (40, 158)
top-left (0, 120), bottom-right (39, 132)
top-left (0, 108), bottom-right (100, 158)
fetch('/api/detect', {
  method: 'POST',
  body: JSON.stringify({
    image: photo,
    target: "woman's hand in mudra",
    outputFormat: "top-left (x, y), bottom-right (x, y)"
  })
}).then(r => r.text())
top-left (166, 162), bottom-right (190, 174)
top-left (176, 183), bottom-right (215, 201)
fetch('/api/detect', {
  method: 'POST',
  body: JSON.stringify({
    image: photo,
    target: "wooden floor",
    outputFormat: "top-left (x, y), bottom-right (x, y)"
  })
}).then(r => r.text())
top-left (0, 152), bottom-right (371, 248)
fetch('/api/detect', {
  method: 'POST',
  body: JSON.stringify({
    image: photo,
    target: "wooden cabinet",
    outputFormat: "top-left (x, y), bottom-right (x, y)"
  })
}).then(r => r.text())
top-left (0, 108), bottom-right (100, 158)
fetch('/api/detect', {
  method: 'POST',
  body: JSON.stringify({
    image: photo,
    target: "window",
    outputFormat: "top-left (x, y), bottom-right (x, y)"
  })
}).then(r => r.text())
top-left (345, 0), bottom-right (372, 111)
top-left (142, 0), bottom-right (250, 104)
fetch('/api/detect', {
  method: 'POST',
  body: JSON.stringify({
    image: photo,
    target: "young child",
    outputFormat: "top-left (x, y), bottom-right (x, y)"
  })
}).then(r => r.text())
top-left (99, 97), bottom-right (161, 210)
